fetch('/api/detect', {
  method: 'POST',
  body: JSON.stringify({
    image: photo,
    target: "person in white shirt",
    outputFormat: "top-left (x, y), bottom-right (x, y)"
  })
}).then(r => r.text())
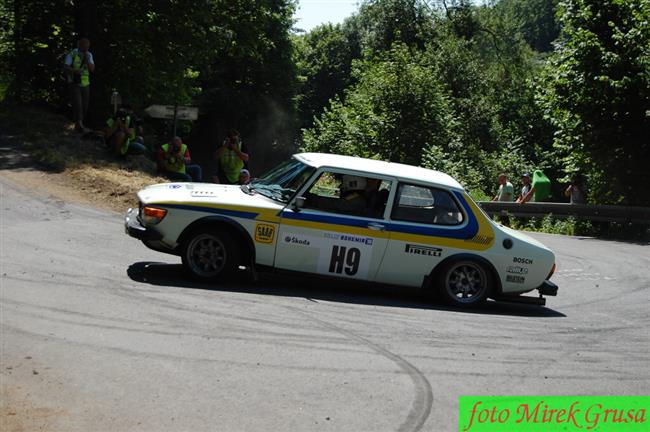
top-left (493, 174), bottom-right (514, 202)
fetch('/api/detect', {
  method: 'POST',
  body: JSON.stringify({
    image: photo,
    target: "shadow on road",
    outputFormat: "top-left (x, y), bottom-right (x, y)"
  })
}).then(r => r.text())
top-left (127, 261), bottom-right (566, 318)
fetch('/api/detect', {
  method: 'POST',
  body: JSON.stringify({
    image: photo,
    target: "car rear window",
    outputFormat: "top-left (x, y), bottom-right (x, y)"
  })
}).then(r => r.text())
top-left (391, 184), bottom-right (464, 225)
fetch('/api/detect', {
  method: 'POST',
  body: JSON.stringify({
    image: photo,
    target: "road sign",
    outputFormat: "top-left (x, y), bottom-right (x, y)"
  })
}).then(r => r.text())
top-left (144, 105), bottom-right (199, 121)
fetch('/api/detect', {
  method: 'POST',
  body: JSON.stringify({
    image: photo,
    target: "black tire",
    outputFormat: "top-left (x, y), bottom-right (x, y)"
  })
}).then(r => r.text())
top-left (435, 258), bottom-right (492, 308)
top-left (181, 228), bottom-right (241, 281)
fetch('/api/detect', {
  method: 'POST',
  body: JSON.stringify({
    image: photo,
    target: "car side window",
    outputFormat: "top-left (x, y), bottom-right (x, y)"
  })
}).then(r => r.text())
top-left (303, 171), bottom-right (391, 219)
top-left (391, 184), bottom-right (463, 225)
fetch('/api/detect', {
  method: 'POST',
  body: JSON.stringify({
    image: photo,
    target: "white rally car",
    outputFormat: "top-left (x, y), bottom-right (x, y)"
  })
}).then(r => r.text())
top-left (125, 153), bottom-right (558, 308)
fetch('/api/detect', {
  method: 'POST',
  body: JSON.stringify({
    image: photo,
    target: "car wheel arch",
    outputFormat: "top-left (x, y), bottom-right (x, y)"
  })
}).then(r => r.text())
top-left (176, 216), bottom-right (255, 266)
top-left (425, 253), bottom-right (503, 296)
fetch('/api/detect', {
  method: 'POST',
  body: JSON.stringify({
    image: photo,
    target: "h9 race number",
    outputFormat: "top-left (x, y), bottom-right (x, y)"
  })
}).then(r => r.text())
top-left (329, 245), bottom-right (361, 275)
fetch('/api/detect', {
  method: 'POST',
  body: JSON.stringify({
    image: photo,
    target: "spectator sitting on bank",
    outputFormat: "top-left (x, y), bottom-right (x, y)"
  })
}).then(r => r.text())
top-left (214, 129), bottom-right (249, 184)
top-left (492, 173), bottom-right (514, 202)
top-left (239, 168), bottom-right (251, 185)
top-left (157, 136), bottom-right (202, 182)
top-left (104, 108), bottom-right (146, 157)
top-left (565, 174), bottom-right (588, 204)
top-left (122, 104), bottom-right (145, 146)
top-left (64, 38), bottom-right (95, 132)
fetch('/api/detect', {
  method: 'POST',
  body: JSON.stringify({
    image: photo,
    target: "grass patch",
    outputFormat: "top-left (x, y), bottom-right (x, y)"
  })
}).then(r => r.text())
top-left (0, 104), bottom-right (166, 211)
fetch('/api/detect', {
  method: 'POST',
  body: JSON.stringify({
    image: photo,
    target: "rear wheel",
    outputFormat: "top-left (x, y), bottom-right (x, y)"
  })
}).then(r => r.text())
top-left (436, 259), bottom-right (492, 308)
top-left (181, 228), bottom-right (240, 280)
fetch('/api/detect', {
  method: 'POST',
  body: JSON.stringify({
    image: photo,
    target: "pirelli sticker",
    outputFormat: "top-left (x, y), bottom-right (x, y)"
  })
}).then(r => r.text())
top-left (255, 223), bottom-right (276, 244)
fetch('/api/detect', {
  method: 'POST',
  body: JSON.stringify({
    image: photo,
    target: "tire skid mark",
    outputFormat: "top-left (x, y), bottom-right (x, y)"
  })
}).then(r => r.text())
top-left (2, 325), bottom-right (405, 374)
top-left (4, 304), bottom-right (356, 350)
top-left (286, 306), bottom-right (433, 432)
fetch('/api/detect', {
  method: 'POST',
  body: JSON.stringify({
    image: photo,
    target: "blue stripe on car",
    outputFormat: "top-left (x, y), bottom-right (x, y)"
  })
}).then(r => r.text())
top-left (281, 190), bottom-right (479, 240)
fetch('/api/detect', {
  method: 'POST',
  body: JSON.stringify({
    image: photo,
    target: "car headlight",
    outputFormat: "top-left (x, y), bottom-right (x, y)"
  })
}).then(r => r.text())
top-left (142, 206), bottom-right (167, 225)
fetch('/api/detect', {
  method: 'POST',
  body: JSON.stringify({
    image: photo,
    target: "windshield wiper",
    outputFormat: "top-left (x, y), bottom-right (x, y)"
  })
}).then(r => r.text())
top-left (254, 184), bottom-right (286, 202)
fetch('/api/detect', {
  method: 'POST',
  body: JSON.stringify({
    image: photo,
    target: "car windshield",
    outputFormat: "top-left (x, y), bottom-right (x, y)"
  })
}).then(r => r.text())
top-left (248, 158), bottom-right (316, 203)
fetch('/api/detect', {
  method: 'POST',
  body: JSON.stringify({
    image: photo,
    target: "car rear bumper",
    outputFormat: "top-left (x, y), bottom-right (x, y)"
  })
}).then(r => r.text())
top-left (493, 279), bottom-right (558, 306)
top-left (537, 279), bottom-right (558, 296)
top-left (124, 207), bottom-right (163, 241)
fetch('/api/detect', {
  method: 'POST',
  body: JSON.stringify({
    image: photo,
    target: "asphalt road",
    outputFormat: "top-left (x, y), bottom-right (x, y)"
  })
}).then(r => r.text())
top-left (1, 175), bottom-right (649, 432)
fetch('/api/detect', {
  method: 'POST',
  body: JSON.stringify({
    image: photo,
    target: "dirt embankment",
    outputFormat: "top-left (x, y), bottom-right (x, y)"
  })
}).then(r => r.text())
top-left (0, 106), bottom-right (166, 212)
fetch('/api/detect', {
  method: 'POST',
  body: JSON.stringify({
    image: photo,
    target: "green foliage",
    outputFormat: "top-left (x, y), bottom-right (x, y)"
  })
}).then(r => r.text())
top-left (302, 44), bottom-right (456, 166)
top-left (494, 0), bottom-right (561, 52)
top-left (293, 24), bottom-right (356, 129)
top-left (353, 0), bottom-right (432, 53)
top-left (195, 0), bottom-right (298, 172)
top-left (537, 0), bottom-right (650, 206)
top-left (0, 0), bottom-right (298, 174)
top-left (510, 215), bottom-right (583, 235)
top-left (1, 0), bottom-right (647, 212)
top-left (3, 0), bottom-right (74, 104)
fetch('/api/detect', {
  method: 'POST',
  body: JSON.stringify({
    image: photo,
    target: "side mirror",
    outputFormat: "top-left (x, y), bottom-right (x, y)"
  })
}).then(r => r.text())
top-left (293, 196), bottom-right (306, 212)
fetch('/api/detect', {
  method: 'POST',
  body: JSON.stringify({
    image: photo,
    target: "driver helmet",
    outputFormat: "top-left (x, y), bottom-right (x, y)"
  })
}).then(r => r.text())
top-left (341, 175), bottom-right (367, 192)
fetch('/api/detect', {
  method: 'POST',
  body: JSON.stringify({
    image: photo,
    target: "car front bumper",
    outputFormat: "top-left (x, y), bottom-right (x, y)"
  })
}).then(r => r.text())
top-left (124, 207), bottom-right (163, 241)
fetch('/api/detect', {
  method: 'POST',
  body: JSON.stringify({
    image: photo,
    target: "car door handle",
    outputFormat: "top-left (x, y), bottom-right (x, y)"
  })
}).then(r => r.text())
top-left (367, 222), bottom-right (385, 231)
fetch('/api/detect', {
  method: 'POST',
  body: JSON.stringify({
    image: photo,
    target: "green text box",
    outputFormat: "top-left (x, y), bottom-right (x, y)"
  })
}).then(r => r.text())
top-left (459, 396), bottom-right (649, 432)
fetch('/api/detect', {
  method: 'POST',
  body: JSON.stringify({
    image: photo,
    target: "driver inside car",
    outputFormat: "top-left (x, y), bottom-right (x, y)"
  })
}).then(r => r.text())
top-left (338, 175), bottom-right (371, 216)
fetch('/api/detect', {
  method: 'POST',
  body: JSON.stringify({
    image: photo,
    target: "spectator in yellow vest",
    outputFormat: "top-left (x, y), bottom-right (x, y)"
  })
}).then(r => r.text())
top-left (157, 136), bottom-right (202, 182)
top-left (104, 108), bottom-right (146, 157)
top-left (64, 38), bottom-right (95, 132)
top-left (214, 130), bottom-right (249, 184)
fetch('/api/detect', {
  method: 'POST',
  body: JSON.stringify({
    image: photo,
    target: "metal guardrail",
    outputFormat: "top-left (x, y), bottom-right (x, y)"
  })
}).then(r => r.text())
top-left (477, 201), bottom-right (650, 225)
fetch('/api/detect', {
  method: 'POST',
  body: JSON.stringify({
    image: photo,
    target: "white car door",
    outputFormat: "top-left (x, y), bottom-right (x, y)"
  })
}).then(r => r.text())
top-left (376, 183), bottom-right (468, 287)
top-left (275, 170), bottom-right (394, 281)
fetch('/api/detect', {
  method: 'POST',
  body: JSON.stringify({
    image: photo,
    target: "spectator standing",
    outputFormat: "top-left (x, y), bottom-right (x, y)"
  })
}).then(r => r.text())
top-left (516, 173), bottom-right (533, 203)
top-left (519, 170), bottom-right (552, 203)
top-left (64, 38), bottom-right (95, 132)
top-left (492, 174), bottom-right (514, 202)
top-left (214, 130), bottom-right (249, 184)
top-left (565, 174), bottom-right (588, 204)
top-left (157, 136), bottom-right (202, 182)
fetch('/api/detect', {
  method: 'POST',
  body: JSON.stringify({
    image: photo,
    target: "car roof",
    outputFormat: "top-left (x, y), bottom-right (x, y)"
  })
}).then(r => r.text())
top-left (294, 153), bottom-right (464, 190)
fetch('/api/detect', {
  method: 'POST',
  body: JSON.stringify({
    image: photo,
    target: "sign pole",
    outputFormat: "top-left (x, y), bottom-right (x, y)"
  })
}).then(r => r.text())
top-left (172, 104), bottom-right (178, 137)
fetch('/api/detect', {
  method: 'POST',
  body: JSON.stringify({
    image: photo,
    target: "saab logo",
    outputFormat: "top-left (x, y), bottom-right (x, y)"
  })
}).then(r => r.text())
top-left (506, 274), bottom-right (525, 284)
top-left (404, 244), bottom-right (442, 257)
top-left (284, 235), bottom-right (310, 246)
top-left (513, 257), bottom-right (533, 264)
top-left (255, 224), bottom-right (275, 244)
top-left (507, 266), bottom-right (528, 275)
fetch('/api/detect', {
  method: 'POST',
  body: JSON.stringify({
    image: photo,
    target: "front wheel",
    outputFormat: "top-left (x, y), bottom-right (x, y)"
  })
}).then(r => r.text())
top-left (181, 228), bottom-right (240, 280)
top-left (436, 259), bottom-right (492, 308)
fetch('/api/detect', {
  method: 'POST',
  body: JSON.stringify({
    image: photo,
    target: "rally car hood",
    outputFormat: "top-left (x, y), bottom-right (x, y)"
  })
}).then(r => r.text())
top-left (137, 182), bottom-right (285, 213)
